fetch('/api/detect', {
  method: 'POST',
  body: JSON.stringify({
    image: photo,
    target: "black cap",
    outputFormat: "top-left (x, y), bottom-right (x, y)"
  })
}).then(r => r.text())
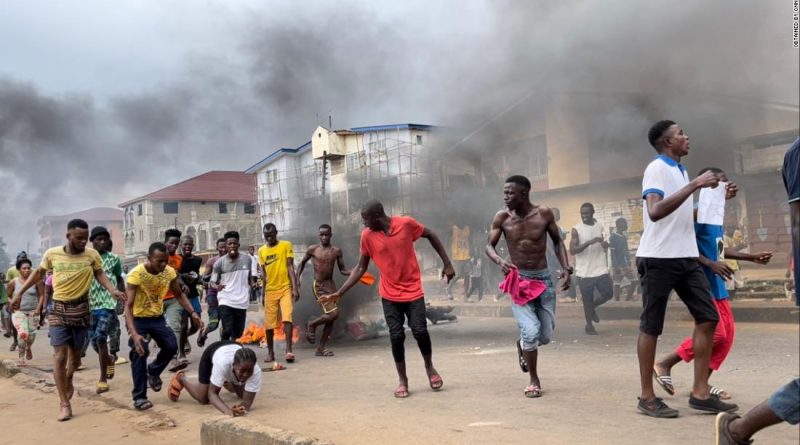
top-left (90, 226), bottom-right (111, 241)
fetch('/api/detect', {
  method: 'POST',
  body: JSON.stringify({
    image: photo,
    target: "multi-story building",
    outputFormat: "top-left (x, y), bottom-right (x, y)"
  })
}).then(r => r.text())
top-left (118, 171), bottom-right (259, 260)
top-left (39, 207), bottom-right (124, 255)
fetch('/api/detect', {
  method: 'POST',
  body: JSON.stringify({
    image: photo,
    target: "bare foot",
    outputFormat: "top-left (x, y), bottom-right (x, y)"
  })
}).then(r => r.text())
top-left (26, 348), bottom-right (33, 361)
top-left (264, 352), bottom-right (275, 363)
top-left (66, 379), bottom-right (75, 400)
top-left (57, 403), bottom-right (72, 421)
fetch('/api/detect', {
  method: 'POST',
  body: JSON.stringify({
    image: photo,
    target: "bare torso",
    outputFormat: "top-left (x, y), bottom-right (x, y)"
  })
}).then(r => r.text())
top-left (499, 206), bottom-right (552, 270)
top-left (310, 245), bottom-right (342, 283)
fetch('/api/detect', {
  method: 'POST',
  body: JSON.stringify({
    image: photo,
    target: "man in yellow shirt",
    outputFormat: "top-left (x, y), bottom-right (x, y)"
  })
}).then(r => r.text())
top-left (124, 242), bottom-right (202, 411)
top-left (258, 223), bottom-right (299, 365)
top-left (447, 223), bottom-right (471, 301)
top-left (12, 219), bottom-right (124, 422)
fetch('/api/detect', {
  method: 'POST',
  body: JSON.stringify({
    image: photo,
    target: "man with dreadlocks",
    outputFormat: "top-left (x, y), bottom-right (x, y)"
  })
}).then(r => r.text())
top-left (167, 340), bottom-right (261, 416)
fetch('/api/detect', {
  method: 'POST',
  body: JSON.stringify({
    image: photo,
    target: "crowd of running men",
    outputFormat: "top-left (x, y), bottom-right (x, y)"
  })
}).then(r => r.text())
top-left (1, 120), bottom-right (797, 444)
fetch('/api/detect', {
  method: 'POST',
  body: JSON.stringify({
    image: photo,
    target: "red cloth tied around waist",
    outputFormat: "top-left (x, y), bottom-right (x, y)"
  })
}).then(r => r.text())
top-left (498, 268), bottom-right (547, 306)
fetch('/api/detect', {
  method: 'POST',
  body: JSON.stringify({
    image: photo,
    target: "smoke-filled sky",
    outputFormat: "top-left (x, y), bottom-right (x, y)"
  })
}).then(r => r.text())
top-left (1, 0), bottom-right (797, 253)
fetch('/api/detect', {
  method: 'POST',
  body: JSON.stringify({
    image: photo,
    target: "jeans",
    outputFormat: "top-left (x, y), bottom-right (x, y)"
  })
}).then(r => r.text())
top-left (218, 305), bottom-right (246, 341)
top-left (108, 313), bottom-right (122, 355)
top-left (381, 297), bottom-right (431, 363)
top-left (511, 270), bottom-right (556, 351)
top-left (768, 379), bottom-right (800, 425)
top-left (577, 273), bottom-right (614, 326)
top-left (129, 317), bottom-right (177, 402)
top-left (89, 309), bottom-right (115, 353)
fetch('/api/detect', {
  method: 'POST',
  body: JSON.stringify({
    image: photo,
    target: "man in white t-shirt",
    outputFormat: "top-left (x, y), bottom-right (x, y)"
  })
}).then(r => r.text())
top-left (169, 340), bottom-right (261, 416)
top-left (635, 120), bottom-right (738, 419)
top-left (570, 202), bottom-right (613, 335)
top-left (210, 231), bottom-right (259, 341)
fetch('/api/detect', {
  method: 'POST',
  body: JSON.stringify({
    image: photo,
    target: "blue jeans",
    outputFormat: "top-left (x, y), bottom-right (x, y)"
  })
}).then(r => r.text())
top-left (768, 379), bottom-right (800, 425)
top-left (129, 317), bottom-right (177, 402)
top-left (89, 309), bottom-right (115, 353)
top-left (511, 269), bottom-right (556, 351)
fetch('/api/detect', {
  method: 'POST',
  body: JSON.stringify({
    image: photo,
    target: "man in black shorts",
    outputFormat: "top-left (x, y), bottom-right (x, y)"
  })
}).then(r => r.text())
top-left (635, 120), bottom-right (738, 418)
top-left (168, 340), bottom-right (261, 417)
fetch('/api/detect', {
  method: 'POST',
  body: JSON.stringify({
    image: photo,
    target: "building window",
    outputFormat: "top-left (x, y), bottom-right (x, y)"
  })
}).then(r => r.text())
top-left (219, 202), bottom-right (228, 214)
top-left (163, 202), bottom-right (179, 214)
top-left (244, 203), bottom-right (256, 214)
top-left (416, 135), bottom-right (423, 145)
top-left (346, 152), bottom-right (366, 171)
top-left (137, 204), bottom-right (142, 216)
top-left (330, 158), bottom-right (345, 175)
top-left (265, 169), bottom-right (279, 184)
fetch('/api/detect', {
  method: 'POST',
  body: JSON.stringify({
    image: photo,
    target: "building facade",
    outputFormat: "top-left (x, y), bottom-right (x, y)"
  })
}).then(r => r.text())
top-left (39, 207), bottom-right (124, 255)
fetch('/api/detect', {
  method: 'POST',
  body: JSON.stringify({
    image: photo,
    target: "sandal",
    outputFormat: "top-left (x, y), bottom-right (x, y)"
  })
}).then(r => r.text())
top-left (262, 362), bottom-right (286, 372)
top-left (524, 385), bottom-right (542, 398)
top-left (428, 374), bottom-right (444, 391)
top-left (394, 384), bottom-right (410, 398)
top-left (711, 386), bottom-right (732, 400)
top-left (285, 352), bottom-right (295, 363)
top-left (315, 350), bottom-right (335, 357)
top-left (133, 399), bottom-right (153, 411)
top-left (9, 342), bottom-right (17, 352)
top-left (168, 371), bottom-right (185, 402)
top-left (96, 382), bottom-right (110, 394)
top-left (516, 338), bottom-right (529, 373)
top-left (168, 358), bottom-right (188, 373)
top-left (653, 368), bottom-right (675, 396)
top-left (106, 362), bottom-right (116, 380)
top-left (148, 373), bottom-right (163, 392)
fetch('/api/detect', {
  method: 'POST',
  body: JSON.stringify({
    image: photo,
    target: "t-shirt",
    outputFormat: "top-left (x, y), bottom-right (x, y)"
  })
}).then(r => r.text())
top-left (636, 155), bottom-right (699, 258)
top-left (722, 234), bottom-right (740, 271)
top-left (180, 255), bottom-right (203, 299)
top-left (89, 251), bottom-right (123, 310)
top-left (573, 222), bottom-right (608, 278)
top-left (209, 344), bottom-right (262, 393)
top-left (450, 225), bottom-right (470, 261)
top-left (127, 264), bottom-right (178, 317)
top-left (609, 232), bottom-right (630, 268)
top-left (163, 254), bottom-right (183, 300)
top-left (695, 223), bottom-right (728, 300)
top-left (360, 216), bottom-right (425, 302)
top-left (5, 267), bottom-right (19, 282)
top-left (258, 241), bottom-right (294, 292)
top-left (212, 254), bottom-right (258, 310)
top-left (783, 137), bottom-right (799, 305)
top-left (0, 278), bottom-right (7, 304)
top-left (40, 246), bottom-right (103, 302)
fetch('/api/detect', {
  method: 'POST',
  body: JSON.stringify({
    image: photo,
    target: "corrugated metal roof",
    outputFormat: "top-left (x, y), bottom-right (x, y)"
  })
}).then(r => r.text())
top-left (244, 141), bottom-right (312, 174)
top-left (41, 207), bottom-right (123, 223)
top-left (119, 171), bottom-right (256, 207)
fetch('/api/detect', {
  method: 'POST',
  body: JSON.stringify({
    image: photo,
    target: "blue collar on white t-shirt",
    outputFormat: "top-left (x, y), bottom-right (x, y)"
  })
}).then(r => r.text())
top-left (656, 154), bottom-right (687, 172)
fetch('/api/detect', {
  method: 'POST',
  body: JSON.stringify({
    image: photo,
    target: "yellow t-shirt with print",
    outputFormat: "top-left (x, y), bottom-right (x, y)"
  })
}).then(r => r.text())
top-left (40, 246), bottom-right (103, 302)
top-left (126, 264), bottom-right (177, 318)
top-left (258, 241), bottom-right (294, 292)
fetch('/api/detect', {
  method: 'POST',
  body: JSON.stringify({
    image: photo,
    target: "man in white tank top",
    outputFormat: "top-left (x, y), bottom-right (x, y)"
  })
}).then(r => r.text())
top-left (570, 203), bottom-right (613, 335)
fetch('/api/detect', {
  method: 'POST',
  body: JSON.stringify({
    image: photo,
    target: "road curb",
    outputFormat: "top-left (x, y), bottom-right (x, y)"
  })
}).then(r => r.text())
top-left (201, 418), bottom-right (334, 445)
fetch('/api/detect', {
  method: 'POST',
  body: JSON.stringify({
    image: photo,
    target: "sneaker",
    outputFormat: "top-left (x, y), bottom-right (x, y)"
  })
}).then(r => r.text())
top-left (689, 394), bottom-right (739, 413)
top-left (637, 397), bottom-right (679, 418)
top-left (715, 412), bottom-right (752, 445)
top-left (585, 325), bottom-right (598, 335)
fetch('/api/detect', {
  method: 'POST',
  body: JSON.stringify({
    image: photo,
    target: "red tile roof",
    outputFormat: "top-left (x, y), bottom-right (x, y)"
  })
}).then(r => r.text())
top-left (41, 207), bottom-right (123, 223)
top-left (118, 171), bottom-right (256, 207)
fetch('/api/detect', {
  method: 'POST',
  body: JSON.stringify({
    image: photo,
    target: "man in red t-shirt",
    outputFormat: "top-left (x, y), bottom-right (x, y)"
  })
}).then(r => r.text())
top-left (321, 200), bottom-right (455, 398)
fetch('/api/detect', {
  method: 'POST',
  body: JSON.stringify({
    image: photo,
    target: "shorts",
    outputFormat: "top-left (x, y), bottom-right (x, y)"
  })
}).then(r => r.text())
top-left (453, 260), bottom-right (470, 276)
top-left (50, 325), bottom-right (90, 349)
top-left (163, 298), bottom-right (182, 336)
top-left (89, 308), bottom-right (115, 351)
top-left (198, 340), bottom-right (240, 385)
top-left (512, 269), bottom-right (556, 351)
top-left (675, 298), bottom-right (735, 370)
top-left (724, 270), bottom-right (744, 291)
top-left (637, 257), bottom-right (719, 336)
top-left (264, 287), bottom-right (293, 329)
top-left (768, 379), bottom-right (800, 425)
top-left (313, 280), bottom-right (338, 314)
top-left (182, 296), bottom-right (202, 317)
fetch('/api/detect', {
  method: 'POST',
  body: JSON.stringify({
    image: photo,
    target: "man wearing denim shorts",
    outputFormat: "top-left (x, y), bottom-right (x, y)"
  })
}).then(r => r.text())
top-left (486, 175), bottom-right (572, 399)
top-left (13, 219), bottom-right (124, 421)
top-left (635, 120), bottom-right (738, 418)
top-left (88, 226), bottom-right (125, 394)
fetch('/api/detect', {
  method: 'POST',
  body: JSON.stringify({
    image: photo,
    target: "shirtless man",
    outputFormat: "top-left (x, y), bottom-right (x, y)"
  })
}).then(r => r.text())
top-left (486, 175), bottom-right (572, 398)
top-left (297, 224), bottom-right (351, 356)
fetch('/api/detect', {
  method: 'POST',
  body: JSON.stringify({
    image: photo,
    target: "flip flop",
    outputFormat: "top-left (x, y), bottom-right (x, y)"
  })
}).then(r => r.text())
top-left (133, 399), bottom-right (153, 411)
top-left (115, 356), bottom-right (129, 365)
top-left (305, 322), bottom-right (316, 344)
top-left (96, 381), bottom-right (110, 394)
top-left (653, 369), bottom-right (675, 396)
top-left (524, 385), bottom-right (542, 398)
top-left (106, 362), bottom-right (116, 380)
top-left (168, 359), bottom-right (188, 373)
top-left (262, 362), bottom-right (286, 372)
top-left (711, 386), bottom-right (732, 400)
top-left (285, 352), bottom-right (295, 363)
top-left (394, 384), bottom-right (410, 398)
top-left (168, 371), bottom-right (185, 402)
top-left (516, 338), bottom-right (529, 373)
top-left (428, 374), bottom-right (444, 391)
top-left (315, 350), bottom-right (335, 357)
